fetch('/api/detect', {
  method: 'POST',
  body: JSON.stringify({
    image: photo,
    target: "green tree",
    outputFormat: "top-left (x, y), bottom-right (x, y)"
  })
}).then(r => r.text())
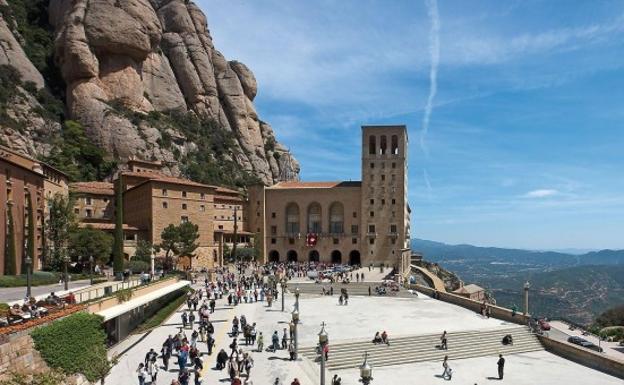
top-left (112, 175), bottom-right (124, 275)
top-left (68, 227), bottom-right (113, 266)
top-left (4, 202), bottom-right (16, 275)
top-left (156, 224), bottom-right (179, 272)
top-left (178, 221), bottom-right (199, 269)
top-left (133, 240), bottom-right (153, 263)
top-left (45, 194), bottom-right (76, 270)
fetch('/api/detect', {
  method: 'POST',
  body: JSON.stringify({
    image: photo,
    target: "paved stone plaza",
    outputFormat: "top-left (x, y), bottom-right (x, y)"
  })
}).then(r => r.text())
top-left (105, 284), bottom-right (622, 385)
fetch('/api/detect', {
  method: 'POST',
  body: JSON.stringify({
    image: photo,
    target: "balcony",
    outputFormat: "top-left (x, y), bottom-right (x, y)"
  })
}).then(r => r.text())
top-left (366, 232), bottom-right (377, 238)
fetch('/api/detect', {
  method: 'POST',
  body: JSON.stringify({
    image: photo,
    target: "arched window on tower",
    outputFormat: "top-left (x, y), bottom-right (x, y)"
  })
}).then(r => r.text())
top-left (286, 203), bottom-right (300, 234)
top-left (307, 202), bottom-right (322, 233)
top-left (380, 135), bottom-right (387, 155)
top-left (369, 135), bottom-right (376, 155)
top-left (391, 135), bottom-right (399, 155)
top-left (329, 202), bottom-right (344, 234)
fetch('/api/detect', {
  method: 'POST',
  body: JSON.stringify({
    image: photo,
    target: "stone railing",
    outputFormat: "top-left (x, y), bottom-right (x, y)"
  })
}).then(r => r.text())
top-left (405, 283), bottom-right (531, 325)
top-left (85, 276), bottom-right (180, 315)
top-left (538, 335), bottom-right (624, 379)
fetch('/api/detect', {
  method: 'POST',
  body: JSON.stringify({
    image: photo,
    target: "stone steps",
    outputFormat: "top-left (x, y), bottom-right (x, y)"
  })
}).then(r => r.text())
top-left (300, 326), bottom-right (543, 370)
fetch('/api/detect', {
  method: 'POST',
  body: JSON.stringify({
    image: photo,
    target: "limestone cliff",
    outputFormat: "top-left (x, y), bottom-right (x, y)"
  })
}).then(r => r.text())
top-left (0, 0), bottom-right (298, 186)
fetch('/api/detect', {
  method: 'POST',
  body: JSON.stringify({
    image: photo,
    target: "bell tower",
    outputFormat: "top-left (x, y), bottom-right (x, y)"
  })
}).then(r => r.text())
top-left (360, 125), bottom-right (410, 271)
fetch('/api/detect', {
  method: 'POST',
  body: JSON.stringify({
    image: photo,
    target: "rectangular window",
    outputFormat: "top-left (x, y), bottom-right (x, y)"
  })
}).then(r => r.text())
top-left (392, 162), bottom-right (396, 169)
top-left (369, 238), bottom-right (375, 245)
top-left (353, 212), bottom-right (357, 218)
top-left (370, 211), bottom-right (374, 217)
top-left (162, 189), bottom-right (168, 196)
top-left (381, 162), bottom-right (385, 169)
top-left (390, 224), bottom-right (397, 233)
top-left (218, 225), bottom-right (223, 229)
top-left (86, 209), bottom-right (92, 218)
top-left (381, 174), bottom-right (386, 181)
top-left (392, 199), bottom-right (396, 204)
top-left (381, 199), bottom-right (385, 205)
top-left (74, 208), bottom-right (79, 214)
top-left (370, 162), bottom-right (374, 169)
top-left (162, 202), bottom-right (168, 209)
top-left (182, 191), bottom-right (187, 198)
top-left (352, 238), bottom-right (357, 244)
top-left (333, 238), bottom-right (339, 245)
top-left (370, 199), bottom-right (374, 205)
top-left (271, 226), bottom-right (277, 235)
top-left (368, 225), bottom-right (376, 233)
top-left (271, 212), bottom-right (276, 218)
top-left (289, 238), bottom-right (295, 245)
top-left (85, 197), bottom-right (92, 205)
top-left (351, 225), bottom-right (358, 234)
top-left (182, 203), bottom-right (187, 210)
top-left (271, 238), bottom-right (277, 244)
top-left (200, 193), bottom-right (205, 200)
top-left (200, 205), bottom-right (205, 212)
top-left (181, 216), bottom-right (189, 223)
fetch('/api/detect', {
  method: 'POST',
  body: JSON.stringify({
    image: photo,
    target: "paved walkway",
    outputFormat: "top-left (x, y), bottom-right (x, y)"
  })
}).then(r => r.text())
top-left (410, 265), bottom-right (446, 292)
top-left (0, 280), bottom-right (91, 303)
top-left (549, 320), bottom-right (624, 361)
top-left (105, 287), bottom-right (623, 385)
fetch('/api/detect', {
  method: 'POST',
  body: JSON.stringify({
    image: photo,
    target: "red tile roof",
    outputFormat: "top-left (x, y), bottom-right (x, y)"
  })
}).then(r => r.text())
top-left (121, 171), bottom-right (213, 189)
top-left (70, 181), bottom-right (114, 195)
top-left (270, 181), bottom-right (362, 189)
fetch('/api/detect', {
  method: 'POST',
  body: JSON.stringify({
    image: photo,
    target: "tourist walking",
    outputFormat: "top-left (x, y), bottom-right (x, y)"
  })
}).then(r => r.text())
top-left (137, 363), bottom-right (147, 385)
top-left (257, 332), bottom-right (264, 352)
top-left (440, 331), bottom-right (448, 350)
top-left (441, 355), bottom-right (452, 380)
top-left (497, 354), bottom-right (505, 379)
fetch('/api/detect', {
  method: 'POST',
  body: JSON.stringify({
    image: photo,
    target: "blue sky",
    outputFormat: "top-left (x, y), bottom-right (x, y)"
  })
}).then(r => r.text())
top-left (198, 0), bottom-right (624, 250)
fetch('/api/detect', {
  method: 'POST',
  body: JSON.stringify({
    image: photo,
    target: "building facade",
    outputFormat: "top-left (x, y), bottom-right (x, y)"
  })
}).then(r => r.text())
top-left (248, 125), bottom-right (412, 274)
top-left (0, 147), bottom-right (70, 275)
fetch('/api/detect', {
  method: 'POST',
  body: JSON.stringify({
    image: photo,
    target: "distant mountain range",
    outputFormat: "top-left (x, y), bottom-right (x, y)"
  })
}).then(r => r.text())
top-left (410, 239), bottom-right (624, 325)
top-left (411, 239), bottom-right (624, 267)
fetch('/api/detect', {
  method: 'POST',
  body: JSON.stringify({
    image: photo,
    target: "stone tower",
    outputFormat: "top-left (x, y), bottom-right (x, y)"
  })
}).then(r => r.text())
top-left (360, 125), bottom-right (411, 274)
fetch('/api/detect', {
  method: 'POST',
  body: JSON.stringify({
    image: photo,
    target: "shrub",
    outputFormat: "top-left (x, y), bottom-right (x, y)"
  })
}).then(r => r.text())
top-left (115, 288), bottom-right (133, 303)
top-left (125, 260), bottom-right (150, 274)
top-left (0, 370), bottom-right (66, 385)
top-left (31, 312), bottom-right (109, 382)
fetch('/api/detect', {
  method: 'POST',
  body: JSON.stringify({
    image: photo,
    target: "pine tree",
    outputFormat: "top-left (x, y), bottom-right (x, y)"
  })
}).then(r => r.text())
top-left (112, 174), bottom-right (124, 275)
top-left (5, 202), bottom-right (16, 275)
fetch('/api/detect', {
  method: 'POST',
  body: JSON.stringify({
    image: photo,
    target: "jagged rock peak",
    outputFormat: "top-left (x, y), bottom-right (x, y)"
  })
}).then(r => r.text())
top-left (43, 0), bottom-right (298, 185)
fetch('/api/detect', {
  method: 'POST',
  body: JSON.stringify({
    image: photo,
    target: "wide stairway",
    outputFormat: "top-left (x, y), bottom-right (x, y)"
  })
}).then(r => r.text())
top-left (299, 325), bottom-right (543, 370)
top-left (289, 282), bottom-right (398, 297)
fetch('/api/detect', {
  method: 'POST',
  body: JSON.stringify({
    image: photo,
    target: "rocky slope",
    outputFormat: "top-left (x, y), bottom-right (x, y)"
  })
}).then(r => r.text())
top-left (0, 0), bottom-right (298, 185)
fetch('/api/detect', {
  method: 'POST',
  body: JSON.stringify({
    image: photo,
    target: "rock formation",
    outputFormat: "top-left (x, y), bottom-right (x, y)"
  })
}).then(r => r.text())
top-left (0, 0), bottom-right (298, 185)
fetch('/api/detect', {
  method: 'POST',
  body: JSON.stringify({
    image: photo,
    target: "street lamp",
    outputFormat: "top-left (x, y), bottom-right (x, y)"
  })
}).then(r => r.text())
top-left (523, 281), bottom-right (530, 316)
top-left (280, 277), bottom-right (287, 312)
top-left (25, 256), bottom-right (32, 298)
top-left (295, 287), bottom-right (300, 311)
top-left (89, 256), bottom-right (94, 285)
top-left (359, 351), bottom-right (373, 385)
top-left (292, 309), bottom-right (299, 360)
top-left (318, 322), bottom-right (328, 385)
top-left (150, 253), bottom-right (155, 279)
top-left (63, 255), bottom-right (70, 291)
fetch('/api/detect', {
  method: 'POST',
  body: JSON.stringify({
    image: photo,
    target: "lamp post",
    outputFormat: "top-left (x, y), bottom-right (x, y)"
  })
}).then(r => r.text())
top-left (280, 277), bottom-right (287, 312)
top-left (150, 253), bottom-right (155, 278)
top-left (318, 322), bottom-right (328, 385)
top-left (295, 287), bottom-right (300, 311)
top-left (359, 351), bottom-right (373, 385)
top-left (523, 281), bottom-right (530, 316)
top-left (25, 256), bottom-right (32, 298)
top-left (292, 309), bottom-right (299, 360)
top-left (63, 255), bottom-right (70, 291)
top-left (89, 256), bottom-right (94, 285)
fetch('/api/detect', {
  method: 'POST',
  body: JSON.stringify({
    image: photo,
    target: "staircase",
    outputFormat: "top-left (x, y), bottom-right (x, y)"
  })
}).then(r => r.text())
top-left (299, 326), bottom-right (543, 370)
top-left (289, 282), bottom-right (397, 297)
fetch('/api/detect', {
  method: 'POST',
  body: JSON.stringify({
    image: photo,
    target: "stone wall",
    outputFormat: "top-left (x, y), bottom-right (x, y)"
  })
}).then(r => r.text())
top-left (0, 326), bottom-right (92, 384)
top-left (538, 335), bottom-right (624, 380)
top-left (407, 283), bottom-right (531, 325)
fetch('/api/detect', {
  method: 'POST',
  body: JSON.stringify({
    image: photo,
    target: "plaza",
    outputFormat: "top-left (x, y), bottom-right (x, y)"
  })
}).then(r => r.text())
top-left (105, 271), bottom-right (622, 385)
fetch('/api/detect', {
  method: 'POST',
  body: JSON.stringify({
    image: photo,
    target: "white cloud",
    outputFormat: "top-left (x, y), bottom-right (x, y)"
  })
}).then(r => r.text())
top-left (523, 189), bottom-right (559, 198)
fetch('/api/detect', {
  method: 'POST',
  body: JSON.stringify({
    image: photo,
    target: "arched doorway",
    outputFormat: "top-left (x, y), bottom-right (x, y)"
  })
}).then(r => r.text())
top-left (349, 250), bottom-right (361, 266)
top-left (331, 250), bottom-right (342, 265)
top-left (268, 250), bottom-right (280, 263)
top-left (308, 250), bottom-right (320, 263)
top-left (287, 250), bottom-right (298, 262)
